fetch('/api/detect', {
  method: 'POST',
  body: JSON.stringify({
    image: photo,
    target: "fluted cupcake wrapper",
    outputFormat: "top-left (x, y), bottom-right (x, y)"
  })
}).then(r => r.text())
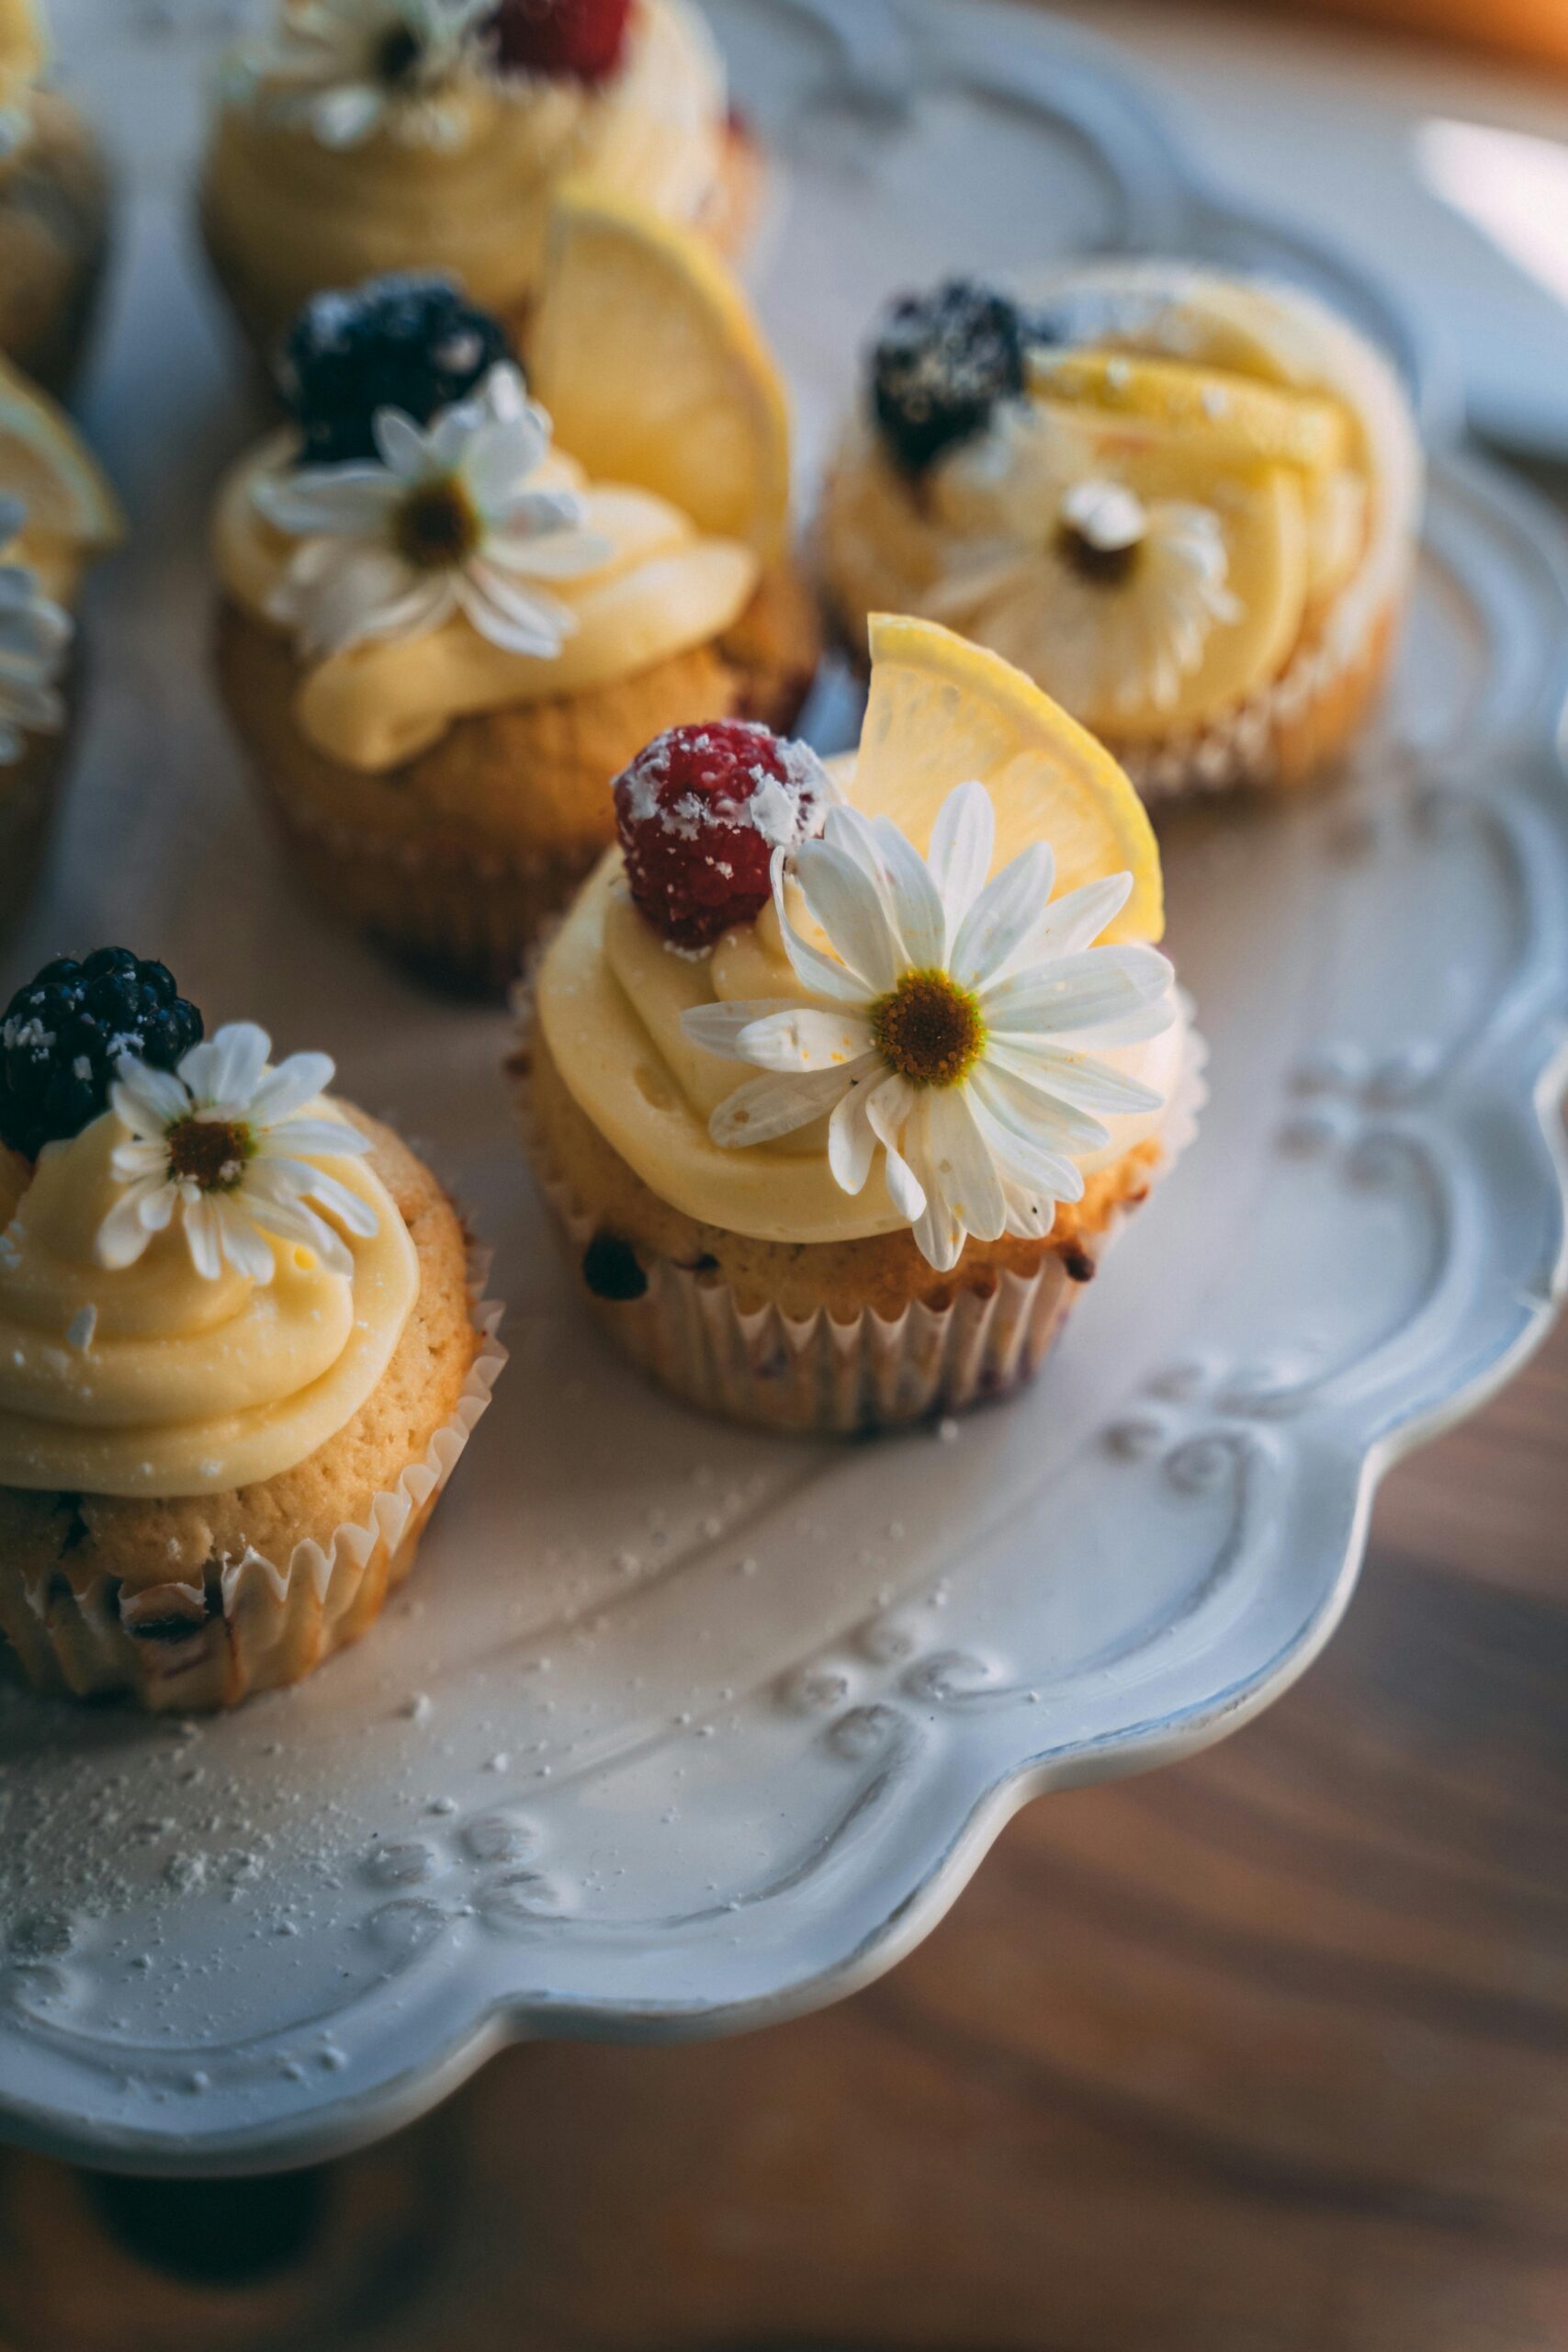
top-left (1118, 598), bottom-right (1403, 803)
top-left (519, 1006), bottom-right (1207, 1437)
top-left (1, 1248), bottom-right (508, 1713)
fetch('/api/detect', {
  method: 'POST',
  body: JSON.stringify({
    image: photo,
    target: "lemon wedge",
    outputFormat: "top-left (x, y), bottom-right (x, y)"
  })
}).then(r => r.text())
top-left (1028, 347), bottom-right (1349, 477)
top-left (527, 184), bottom-right (791, 562)
top-left (0, 354), bottom-right (123, 557)
top-left (850, 614), bottom-right (1164, 944)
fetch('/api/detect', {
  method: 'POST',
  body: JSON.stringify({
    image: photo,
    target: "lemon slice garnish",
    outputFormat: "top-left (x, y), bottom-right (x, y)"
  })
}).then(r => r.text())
top-left (849, 615), bottom-right (1164, 944)
top-left (1028, 347), bottom-right (1349, 477)
top-left (527, 184), bottom-right (791, 561)
top-left (0, 353), bottom-right (123, 559)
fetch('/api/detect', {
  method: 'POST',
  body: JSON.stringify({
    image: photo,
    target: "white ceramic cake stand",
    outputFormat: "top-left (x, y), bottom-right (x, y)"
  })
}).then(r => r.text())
top-left (0, 0), bottom-right (1564, 2175)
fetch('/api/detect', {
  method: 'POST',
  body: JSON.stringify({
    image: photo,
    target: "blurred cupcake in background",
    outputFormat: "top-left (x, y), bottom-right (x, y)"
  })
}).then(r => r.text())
top-left (514, 615), bottom-right (1204, 1435)
top-left (0, 954), bottom-right (504, 1710)
top-left (211, 192), bottom-right (818, 994)
top-left (0, 355), bottom-right (122, 945)
top-left (199, 0), bottom-right (760, 366)
top-left (819, 263), bottom-right (1423, 801)
top-left (0, 0), bottom-right (111, 397)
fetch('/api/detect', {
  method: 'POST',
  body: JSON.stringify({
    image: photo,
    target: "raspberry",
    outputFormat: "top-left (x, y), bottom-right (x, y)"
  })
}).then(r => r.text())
top-left (277, 275), bottom-right (514, 467)
top-left (484, 0), bottom-right (633, 82)
top-left (614, 721), bottom-right (831, 950)
top-left (0, 950), bottom-right (204, 1161)
top-left (871, 279), bottom-right (1027, 477)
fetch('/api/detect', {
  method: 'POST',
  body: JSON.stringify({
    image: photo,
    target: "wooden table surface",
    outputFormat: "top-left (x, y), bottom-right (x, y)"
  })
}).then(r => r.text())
top-left (3, 1161), bottom-right (1564, 2350)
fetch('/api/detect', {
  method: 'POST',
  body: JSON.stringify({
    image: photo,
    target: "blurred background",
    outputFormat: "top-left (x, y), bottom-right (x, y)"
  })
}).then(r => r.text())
top-left (6, 2), bottom-right (1568, 2346)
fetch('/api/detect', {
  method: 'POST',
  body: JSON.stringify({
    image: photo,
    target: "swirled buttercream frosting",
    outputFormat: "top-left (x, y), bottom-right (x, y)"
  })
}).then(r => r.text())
top-left (0, 1102), bottom-right (418, 1498)
top-left (535, 852), bottom-right (1185, 1248)
top-left (205, 0), bottom-right (728, 325)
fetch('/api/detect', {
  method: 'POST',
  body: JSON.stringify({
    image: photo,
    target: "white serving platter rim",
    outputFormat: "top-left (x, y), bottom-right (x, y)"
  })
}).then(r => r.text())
top-left (0, 0), bottom-right (1564, 2176)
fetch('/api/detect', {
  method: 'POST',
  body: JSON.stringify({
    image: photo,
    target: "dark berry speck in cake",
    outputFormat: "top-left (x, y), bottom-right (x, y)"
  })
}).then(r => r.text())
top-left (0, 950), bottom-right (204, 1161)
top-left (277, 275), bottom-right (515, 467)
top-left (871, 280), bottom-right (1028, 477)
top-left (615, 720), bottom-right (833, 951)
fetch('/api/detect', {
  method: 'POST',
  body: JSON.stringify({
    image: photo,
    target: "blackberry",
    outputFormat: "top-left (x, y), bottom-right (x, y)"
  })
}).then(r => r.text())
top-left (276, 275), bottom-right (515, 468)
top-left (0, 950), bottom-right (204, 1161)
top-left (870, 279), bottom-right (1027, 477)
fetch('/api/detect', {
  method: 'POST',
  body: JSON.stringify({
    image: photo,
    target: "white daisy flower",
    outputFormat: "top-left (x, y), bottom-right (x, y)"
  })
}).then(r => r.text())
top-left (0, 494), bottom-right (73, 767)
top-left (254, 362), bottom-right (612, 662)
top-left (96, 1023), bottom-right (378, 1286)
top-left (681, 781), bottom-right (1175, 1273)
top-left (239, 0), bottom-right (493, 151)
top-left (927, 404), bottom-right (1241, 718)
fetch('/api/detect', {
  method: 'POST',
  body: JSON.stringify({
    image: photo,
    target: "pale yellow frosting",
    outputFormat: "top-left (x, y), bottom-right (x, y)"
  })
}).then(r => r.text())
top-left (536, 851), bottom-right (1185, 1246)
top-left (824, 266), bottom-right (1421, 732)
top-left (205, 0), bottom-right (728, 324)
top-left (214, 431), bottom-right (760, 769)
top-left (0, 1102), bottom-right (419, 1498)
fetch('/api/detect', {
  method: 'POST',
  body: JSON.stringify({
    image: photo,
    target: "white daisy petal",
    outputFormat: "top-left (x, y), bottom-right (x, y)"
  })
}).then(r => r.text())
top-left (182, 1193), bottom-right (225, 1282)
top-left (249, 1190), bottom-right (355, 1275)
top-left (919, 1088), bottom-right (1007, 1261)
top-left (725, 1009), bottom-right (874, 1075)
top-left (1026, 871), bottom-right (1134, 961)
top-left (111, 1060), bottom-right (189, 1131)
top-left (181, 1023), bottom-right (272, 1111)
top-left (982, 944), bottom-right (1173, 1038)
top-left (212, 1196), bottom-right (277, 1285)
top-left (244, 1050), bottom-right (336, 1126)
top-left (870, 814), bottom-right (947, 970)
top-left (770, 855), bottom-right (872, 1006)
top-left (708, 1065), bottom-right (853, 1148)
top-left (794, 837), bottom-right (901, 995)
top-left (94, 1182), bottom-right (165, 1271)
top-left (372, 407), bottom-right (430, 480)
top-left (969, 1052), bottom-right (1110, 1159)
top-left (969, 1069), bottom-right (1086, 1203)
top-left (827, 1074), bottom-right (880, 1196)
top-left (987, 1037), bottom-right (1163, 1116)
top-left (952, 841), bottom-right (1055, 990)
top-left (864, 1077), bottom-right (924, 1222)
top-left (927, 779), bottom-right (995, 928)
top-left (682, 1000), bottom-right (804, 1058)
top-left (261, 1114), bottom-right (371, 1161)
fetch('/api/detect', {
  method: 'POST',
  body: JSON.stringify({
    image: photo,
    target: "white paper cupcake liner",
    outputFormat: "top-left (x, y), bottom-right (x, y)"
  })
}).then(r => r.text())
top-left (521, 1001), bottom-right (1205, 1437)
top-left (3, 1246), bottom-right (507, 1713)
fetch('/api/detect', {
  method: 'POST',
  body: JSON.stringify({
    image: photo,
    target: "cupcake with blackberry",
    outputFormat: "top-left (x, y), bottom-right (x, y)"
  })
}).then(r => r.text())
top-left (0, 356), bottom-right (123, 943)
top-left (0, 0), bottom-right (112, 396)
top-left (819, 266), bottom-right (1423, 799)
top-left (212, 193), bottom-right (819, 992)
top-left (514, 615), bottom-right (1203, 1434)
top-left (0, 951), bottom-right (504, 1710)
top-left (199, 0), bottom-right (759, 366)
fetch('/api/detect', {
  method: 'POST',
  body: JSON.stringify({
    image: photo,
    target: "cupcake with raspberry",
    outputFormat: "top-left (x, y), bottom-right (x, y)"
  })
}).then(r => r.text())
top-left (0, 0), bottom-right (111, 396)
top-left (199, 0), bottom-right (759, 367)
top-left (819, 265), bottom-right (1423, 800)
top-left (0, 357), bottom-right (123, 943)
top-left (514, 615), bottom-right (1203, 1434)
top-left (212, 197), bottom-right (819, 993)
top-left (0, 951), bottom-right (504, 1710)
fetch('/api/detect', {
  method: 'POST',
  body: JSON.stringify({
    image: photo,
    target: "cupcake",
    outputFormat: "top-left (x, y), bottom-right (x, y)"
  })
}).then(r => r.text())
top-left (0, 356), bottom-right (122, 943)
top-left (199, 0), bottom-right (758, 368)
top-left (514, 614), bottom-right (1202, 1435)
top-left (0, 952), bottom-right (504, 1710)
top-left (213, 192), bottom-right (819, 994)
top-left (819, 265), bottom-right (1424, 801)
top-left (0, 0), bottom-right (112, 397)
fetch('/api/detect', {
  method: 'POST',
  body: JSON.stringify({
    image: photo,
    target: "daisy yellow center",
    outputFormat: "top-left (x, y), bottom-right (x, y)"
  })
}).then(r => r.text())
top-left (394, 476), bottom-right (480, 570)
top-left (1055, 518), bottom-right (1140, 588)
top-left (375, 21), bottom-right (427, 85)
top-left (870, 969), bottom-right (985, 1090)
top-left (165, 1115), bottom-right (254, 1195)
